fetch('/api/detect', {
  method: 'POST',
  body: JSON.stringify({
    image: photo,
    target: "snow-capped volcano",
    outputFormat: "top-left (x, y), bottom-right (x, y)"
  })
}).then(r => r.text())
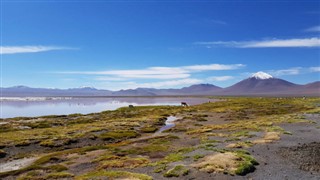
top-left (220, 71), bottom-right (300, 95)
top-left (250, 71), bottom-right (273, 80)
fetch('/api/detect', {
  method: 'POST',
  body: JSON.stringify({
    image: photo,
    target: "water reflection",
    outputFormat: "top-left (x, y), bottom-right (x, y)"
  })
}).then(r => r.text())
top-left (0, 97), bottom-right (210, 118)
top-left (157, 116), bottom-right (179, 133)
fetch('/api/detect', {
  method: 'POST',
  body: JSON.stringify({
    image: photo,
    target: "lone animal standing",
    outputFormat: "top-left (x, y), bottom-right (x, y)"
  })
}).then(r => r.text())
top-left (181, 102), bottom-right (188, 107)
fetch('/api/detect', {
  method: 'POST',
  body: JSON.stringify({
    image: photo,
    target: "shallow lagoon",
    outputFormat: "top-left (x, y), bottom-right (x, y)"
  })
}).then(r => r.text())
top-left (0, 97), bottom-right (210, 118)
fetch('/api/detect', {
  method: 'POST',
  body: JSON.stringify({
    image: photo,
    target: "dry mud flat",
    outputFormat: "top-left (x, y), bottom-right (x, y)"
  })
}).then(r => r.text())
top-left (247, 114), bottom-right (320, 180)
top-left (280, 142), bottom-right (320, 173)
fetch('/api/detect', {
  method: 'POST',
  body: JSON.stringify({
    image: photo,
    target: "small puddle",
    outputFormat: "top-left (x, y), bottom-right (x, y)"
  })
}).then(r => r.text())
top-left (156, 116), bottom-right (179, 134)
top-left (0, 157), bottom-right (38, 173)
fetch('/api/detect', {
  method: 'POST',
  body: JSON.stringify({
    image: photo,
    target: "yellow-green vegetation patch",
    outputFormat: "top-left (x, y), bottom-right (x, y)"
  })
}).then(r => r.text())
top-left (252, 131), bottom-right (280, 144)
top-left (39, 139), bottom-right (55, 147)
top-left (230, 130), bottom-right (256, 138)
top-left (163, 165), bottom-right (189, 177)
top-left (150, 149), bottom-right (190, 172)
top-left (163, 152), bottom-right (186, 163)
top-left (140, 126), bottom-right (158, 133)
top-left (18, 170), bottom-right (73, 180)
top-left (153, 164), bottom-right (167, 173)
top-left (234, 150), bottom-right (259, 175)
top-left (123, 135), bottom-right (179, 155)
top-left (76, 170), bottom-right (152, 180)
top-left (0, 105), bottom-right (182, 147)
top-left (226, 141), bottom-right (253, 148)
top-left (192, 152), bottom-right (239, 174)
top-left (46, 164), bottom-right (68, 172)
top-left (135, 144), bottom-right (169, 154)
top-left (147, 134), bottom-right (180, 144)
top-left (193, 154), bottom-right (205, 161)
top-left (177, 147), bottom-right (196, 154)
top-left (99, 130), bottom-right (140, 141)
top-left (192, 150), bottom-right (258, 175)
top-left (98, 155), bottom-right (150, 169)
top-left (17, 170), bottom-right (43, 180)
top-left (265, 126), bottom-right (285, 132)
top-left (46, 172), bottom-right (74, 179)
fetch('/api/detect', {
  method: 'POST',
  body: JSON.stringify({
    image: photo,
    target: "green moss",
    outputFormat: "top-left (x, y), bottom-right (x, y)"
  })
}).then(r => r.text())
top-left (177, 147), bottom-right (195, 154)
top-left (147, 135), bottom-right (179, 144)
top-left (140, 144), bottom-right (169, 153)
top-left (16, 170), bottom-right (42, 179)
top-left (26, 121), bottom-right (51, 129)
top-left (46, 164), bottom-right (68, 172)
top-left (150, 151), bottom-right (187, 168)
top-left (99, 156), bottom-right (150, 169)
top-left (164, 152), bottom-right (186, 162)
top-left (39, 139), bottom-right (55, 147)
top-left (140, 126), bottom-right (158, 133)
top-left (200, 138), bottom-right (220, 144)
top-left (231, 130), bottom-right (255, 138)
top-left (153, 164), bottom-right (167, 173)
top-left (93, 154), bottom-right (118, 162)
top-left (46, 172), bottom-right (74, 179)
top-left (99, 130), bottom-right (140, 141)
top-left (77, 170), bottom-right (152, 180)
top-left (265, 126), bottom-right (284, 132)
top-left (163, 165), bottom-right (189, 177)
top-left (193, 154), bottom-right (204, 161)
top-left (234, 151), bottom-right (259, 175)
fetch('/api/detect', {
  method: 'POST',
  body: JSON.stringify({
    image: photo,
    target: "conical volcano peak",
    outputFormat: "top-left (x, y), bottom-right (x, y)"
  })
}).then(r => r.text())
top-left (251, 71), bottom-right (273, 80)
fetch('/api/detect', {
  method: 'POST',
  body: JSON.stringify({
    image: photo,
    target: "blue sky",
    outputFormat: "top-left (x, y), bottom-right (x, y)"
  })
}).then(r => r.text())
top-left (1, 1), bottom-right (320, 90)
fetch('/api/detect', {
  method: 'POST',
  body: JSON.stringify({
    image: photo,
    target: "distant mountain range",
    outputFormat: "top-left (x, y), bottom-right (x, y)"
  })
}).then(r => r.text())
top-left (1, 72), bottom-right (319, 97)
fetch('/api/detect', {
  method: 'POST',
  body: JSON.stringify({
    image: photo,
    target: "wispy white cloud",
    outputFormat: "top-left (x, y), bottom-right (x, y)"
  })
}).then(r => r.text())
top-left (190, 18), bottom-right (227, 26)
top-left (210, 19), bottom-right (227, 25)
top-left (94, 77), bottom-right (128, 81)
top-left (116, 78), bottom-right (203, 90)
top-left (0, 46), bottom-right (73, 54)
top-left (305, 26), bottom-right (320, 32)
top-left (95, 74), bottom-right (190, 80)
top-left (206, 76), bottom-right (234, 81)
top-left (310, 66), bottom-right (320, 72)
top-left (183, 64), bottom-right (244, 71)
top-left (60, 63), bottom-right (245, 80)
top-left (267, 67), bottom-right (302, 76)
top-left (196, 37), bottom-right (320, 48)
